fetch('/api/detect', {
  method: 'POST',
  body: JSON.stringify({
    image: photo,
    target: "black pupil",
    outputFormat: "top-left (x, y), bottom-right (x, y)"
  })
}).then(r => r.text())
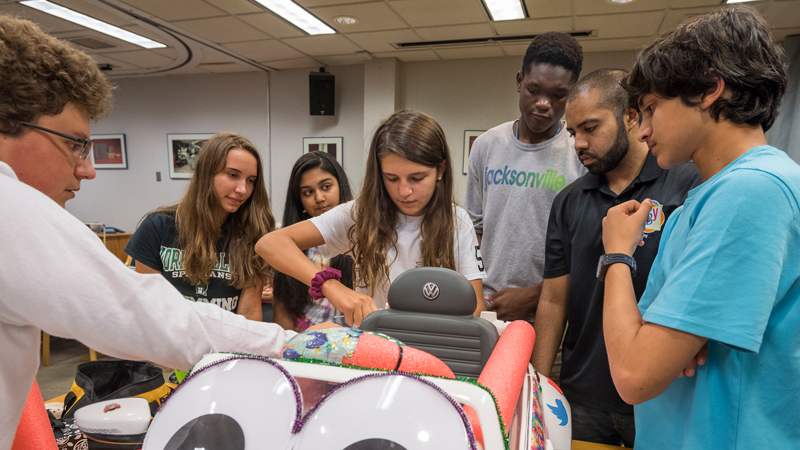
top-left (164, 413), bottom-right (245, 450)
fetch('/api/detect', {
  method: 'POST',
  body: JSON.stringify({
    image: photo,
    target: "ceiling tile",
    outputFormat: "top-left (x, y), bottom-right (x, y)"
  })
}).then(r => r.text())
top-left (202, 0), bottom-right (263, 14)
top-left (577, 36), bottom-right (654, 53)
top-left (658, 6), bottom-right (717, 34)
top-left (101, 49), bottom-right (174, 68)
top-left (576, 11), bottom-right (665, 39)
top-left (524, 0), bottom-right (572, 19)
top-left (388, 0), bottom-right (487, 27)
top-left (53, 0), bottom-right (137, 27)
top-left (238, 12), bottom-right (305, 38)
top-left (264, 57), bottom-right (323, 69)
top-left (310, 2), bottom-right (408, 32)
top-left (501, 41), bottom-right (530, 56)
top-left (151, 47), bottom-right (179, 59)
top-left (491, 16), bottom-right (573, 35)
top-left (200, 47), bottom-right (239, 64)
top-left (223, 39), bottom-right (305, 61)
top-left (197, 62), bottom-right (260, 72)
top-left (53, 29), bottom-right (140, 52)
top-left (372, 49), bottom-right (442, 62)
top-left (416, 23), bottom-right (495, 41)
top-left (574, 0), bottom-right (669, 16)
top-left (762, 1), bottom-right (800, 30)
top-left (315, 54), bottom-right (365, 65)
top-left (346, 29), bottom-right (421, 53)
top-left (283, 34), bottom-right (362, 55)
top-left (173, 16), bottom-right (270, 43)
top-left (120, 24), bottom-right (172, 47)
top-left (117, 0), bottom-right (226, 21)
top-left (434, 44), bottom-right (505, 60)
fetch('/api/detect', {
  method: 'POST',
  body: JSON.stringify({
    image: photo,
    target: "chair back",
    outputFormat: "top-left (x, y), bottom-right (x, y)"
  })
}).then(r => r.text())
top-left (360, 267), bottom-right (498, 379)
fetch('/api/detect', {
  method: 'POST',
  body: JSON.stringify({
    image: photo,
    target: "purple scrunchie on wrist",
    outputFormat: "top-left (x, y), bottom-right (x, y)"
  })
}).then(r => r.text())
top-left (309, 267), bottom-right (342, 300)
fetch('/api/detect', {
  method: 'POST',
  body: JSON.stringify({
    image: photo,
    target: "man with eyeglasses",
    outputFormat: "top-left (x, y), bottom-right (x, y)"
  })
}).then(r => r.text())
top-left (0, 14), bottom-right (299, 446)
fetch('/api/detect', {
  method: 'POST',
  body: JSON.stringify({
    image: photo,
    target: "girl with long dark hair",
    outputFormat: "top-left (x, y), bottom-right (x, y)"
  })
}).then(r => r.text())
top-left (256, 110), bottom-right (486, 326)
top-left (272, 151), bottom-right (354, 331)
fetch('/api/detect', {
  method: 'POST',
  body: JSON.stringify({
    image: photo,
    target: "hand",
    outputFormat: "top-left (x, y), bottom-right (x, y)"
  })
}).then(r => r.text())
top-left (321, 279), bottom-right (378, 326)
top-left (486, 283), bottom-right (542, 321)
top-left (678, 341), bottom-right (708, 378)
top-left (261, 285), bottom-right (273, 301)
top-left (306, 321), bottom-right (341, 331)
top-left (602, 199), bottom-right (653, 256)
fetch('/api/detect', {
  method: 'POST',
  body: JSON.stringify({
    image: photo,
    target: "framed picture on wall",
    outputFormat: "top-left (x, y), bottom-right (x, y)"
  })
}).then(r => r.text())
top-left (90, 134), bottom-right (127, 169)
top-left (463, 130), bottom-right (485, 175)
top-left (303, 137), bottom-right (343, 166)
top-left (167, 133), bottom-right (213, 179)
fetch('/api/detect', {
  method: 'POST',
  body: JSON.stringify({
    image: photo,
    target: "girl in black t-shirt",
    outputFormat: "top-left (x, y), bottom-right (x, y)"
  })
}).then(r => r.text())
top-left (126, 132), bottom-right (274, 322)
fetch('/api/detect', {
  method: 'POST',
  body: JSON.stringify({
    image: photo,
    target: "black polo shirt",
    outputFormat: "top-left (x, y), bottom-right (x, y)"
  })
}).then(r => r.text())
top-left (543, 152), bottom-right (702, 414)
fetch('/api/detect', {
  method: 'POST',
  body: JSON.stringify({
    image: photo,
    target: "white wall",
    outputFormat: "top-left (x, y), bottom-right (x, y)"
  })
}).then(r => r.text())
top-left (67, 51), bottom-right (637, 231)
top-left (399, 50), bottom-right (638, 205)
top-left (269, 64), bottom-right (365, 224)
top-left (67, 72), bottom-right (270, 232)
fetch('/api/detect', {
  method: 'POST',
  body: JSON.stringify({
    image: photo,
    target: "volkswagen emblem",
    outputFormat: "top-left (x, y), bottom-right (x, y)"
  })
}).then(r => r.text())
top-left (422, 282), bottom-right (440, 300)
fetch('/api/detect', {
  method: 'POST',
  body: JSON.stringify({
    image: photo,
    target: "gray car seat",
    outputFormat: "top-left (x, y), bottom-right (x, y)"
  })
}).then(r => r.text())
top-left (359, 267), bottom-right (498, 379)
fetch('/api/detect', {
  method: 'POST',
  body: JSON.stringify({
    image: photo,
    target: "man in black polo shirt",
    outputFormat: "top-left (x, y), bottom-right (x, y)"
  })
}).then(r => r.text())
top-left (530, 69), bottom-right (701, 447)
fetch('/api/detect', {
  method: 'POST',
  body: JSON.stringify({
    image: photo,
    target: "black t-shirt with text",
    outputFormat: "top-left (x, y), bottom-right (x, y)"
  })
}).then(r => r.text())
top-left (125, 211), bottom-right (241, 313)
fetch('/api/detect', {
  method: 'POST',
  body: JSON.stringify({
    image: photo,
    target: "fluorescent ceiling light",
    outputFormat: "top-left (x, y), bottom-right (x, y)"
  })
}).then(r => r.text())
top-left (483, 0), bottom-right (526, 21)
top-left (20, 0), bottom-right (165, 49)
top-left (725, 0), bottom-right (759, 3)
top-left (251, 0), bottom-right (335, 35)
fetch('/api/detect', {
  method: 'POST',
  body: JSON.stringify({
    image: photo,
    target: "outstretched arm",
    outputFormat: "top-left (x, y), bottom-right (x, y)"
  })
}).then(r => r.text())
top-left (255, 221), bottom-right (377, 326)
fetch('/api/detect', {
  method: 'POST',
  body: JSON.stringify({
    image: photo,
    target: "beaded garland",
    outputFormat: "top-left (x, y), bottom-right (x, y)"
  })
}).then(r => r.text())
top-left (159, 353), bottom-right (512, 450)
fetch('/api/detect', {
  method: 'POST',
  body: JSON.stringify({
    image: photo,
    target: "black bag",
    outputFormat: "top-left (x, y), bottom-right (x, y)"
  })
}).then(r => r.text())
top-left (62, 360), bottom-right (172, 419)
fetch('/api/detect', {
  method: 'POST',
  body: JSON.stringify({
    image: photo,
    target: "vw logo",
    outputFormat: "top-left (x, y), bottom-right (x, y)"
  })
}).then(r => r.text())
top-left (422, 282), bottom-right (440, 300)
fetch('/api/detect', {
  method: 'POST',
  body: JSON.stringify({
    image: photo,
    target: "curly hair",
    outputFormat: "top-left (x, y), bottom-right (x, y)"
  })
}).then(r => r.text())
top-left (151, 133), bottom-right (275, 289)
top-left (0, 14), bottom-right (113, 136)
top-left (352, 110), bottom-right (456, 295)
top-left (522, 32), bottom-right (583, 82)
top-left (622, 6), bottom-right (787, 132)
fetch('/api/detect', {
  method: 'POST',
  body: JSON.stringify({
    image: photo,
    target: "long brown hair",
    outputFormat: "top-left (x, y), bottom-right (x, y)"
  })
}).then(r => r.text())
top-left (157, 132), bottom-right (274, 288)
top-left (350, 110), bottom-right (456, 294)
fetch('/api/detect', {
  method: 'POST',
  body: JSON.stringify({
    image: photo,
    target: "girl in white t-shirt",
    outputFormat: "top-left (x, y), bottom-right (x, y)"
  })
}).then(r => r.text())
top-left (256, 110), bottom-right (486, 326)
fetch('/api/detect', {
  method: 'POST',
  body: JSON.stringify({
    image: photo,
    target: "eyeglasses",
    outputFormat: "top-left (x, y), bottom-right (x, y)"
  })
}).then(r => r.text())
top-left (21, 122), bottom-right (94, 161)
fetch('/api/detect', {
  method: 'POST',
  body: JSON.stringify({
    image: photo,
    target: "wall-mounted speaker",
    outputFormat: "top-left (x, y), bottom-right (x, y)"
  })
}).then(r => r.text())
top-left (309, 68), bottom-right (335, 116)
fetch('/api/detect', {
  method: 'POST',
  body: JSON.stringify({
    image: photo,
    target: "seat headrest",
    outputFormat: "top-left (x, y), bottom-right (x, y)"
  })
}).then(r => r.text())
top-left (387, 267), bottom-right (476, 316)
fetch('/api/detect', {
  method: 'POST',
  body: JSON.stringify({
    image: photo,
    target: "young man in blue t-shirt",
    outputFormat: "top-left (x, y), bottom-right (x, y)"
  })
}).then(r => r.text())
top-left (600, 6), bottom-right (800, 449)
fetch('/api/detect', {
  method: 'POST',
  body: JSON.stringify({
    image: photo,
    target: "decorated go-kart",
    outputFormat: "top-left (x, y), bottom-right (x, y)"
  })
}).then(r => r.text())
top-left (73, 268), bottom-right (572, 450)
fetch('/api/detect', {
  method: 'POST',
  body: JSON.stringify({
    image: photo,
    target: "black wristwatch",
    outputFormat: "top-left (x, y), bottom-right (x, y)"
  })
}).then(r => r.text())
top-left (596, 253), bottom-right (637, 282)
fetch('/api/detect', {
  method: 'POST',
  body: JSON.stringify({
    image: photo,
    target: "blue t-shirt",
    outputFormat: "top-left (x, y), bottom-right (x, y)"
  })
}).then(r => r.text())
top-left (635, 146), bottom-right (800, 449)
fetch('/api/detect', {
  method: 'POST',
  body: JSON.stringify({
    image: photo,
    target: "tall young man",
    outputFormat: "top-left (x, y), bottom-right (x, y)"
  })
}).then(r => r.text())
top-left (466, 32), bottom-right (586, 321)
top-left (531, 69), bottom-right (701, 447)
top-left (0, 14), bottom-right (304, 445)
top-left (601, 7), bottom-right (800, 448)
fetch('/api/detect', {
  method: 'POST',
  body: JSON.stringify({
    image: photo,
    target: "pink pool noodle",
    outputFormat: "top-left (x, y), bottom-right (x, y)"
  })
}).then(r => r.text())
top-left (477, 320), bottom-right (536, 433)
top-left (11, 380), bottom-right (57, 450)
top-left (341, 333), bottom-right (455, 379)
